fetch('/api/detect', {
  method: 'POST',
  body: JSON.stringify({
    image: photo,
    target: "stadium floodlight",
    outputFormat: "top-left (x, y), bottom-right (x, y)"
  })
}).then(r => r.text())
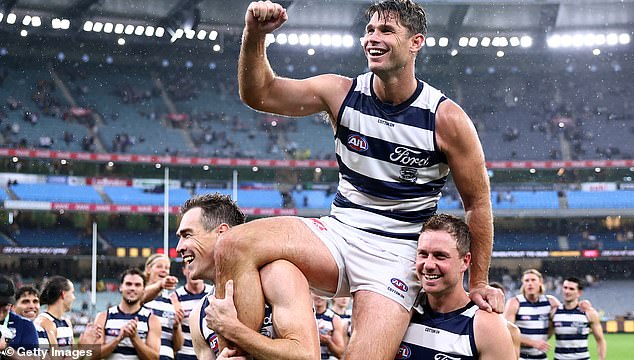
top-left (114, 23), bottom-right (124, 34)
top-left (560, 34), bottom-right (573, 47)
top-left (117, 38), bottom-right (125, 45)
top-left (185, 29), bottom-right (195, 39)
top-left (144, 26), bottom-right (154, 37)
top-left (20, 29), bottom-right (27, 37)
top-left (438, 37), bottom-right (448, 47)
top-left (321, 34), bottom-right (331, 46)
top-left (509, 36), bottom-right (520, 47)
top-left (450, 49), bottom-right (458, 56)
top-left (606, 33), bottom-right (618, 45)
top-left (299, 33), bottom-right (310, 46)
top-left (52, 18), bottom-right (60, 29)
top-left (496, 50), bottom-right (504, 57)
top-left (197, 29), bottom-right (207, 40)
top-left (93, 22), bottom-right (103, 33)
top-left (0, 13), bottom-right (3, 23)
top-left (31, 16), bottom-right (41, 27)
top-left (134, 25), bottom-right (144, 36)
top-left (619, 33), bottom-right (630, 45)
top-left (209, 30), bottom-right (218, 40)
top-left (60, 19), bottom-right (70, 29)
top-left (212, 44), bottom-right (221, 52)
top-left (307, 48), bottom-right (315, 55)
top-left (265, 33), bottom-right (275, 46)
top-left (583, 34), bottom-right (595, 47)
top-left (170, 28), bottom-right (183, 43)
top-left (426, 37), bottom-right (435, 47)
top-left (468, 37), bottom-right (478, 47)
top-left (155, 163), bottom-right (162, 169)
top-left (276, 33), bottom-right (288, 45)
top-left (593, 48), bottom-right (601, 55)
top-left (594, 34), bottom-right (606, 46)
top-left (103, 22), bottom-right (113, 33)
top-left (288, 33), bottom-right (298, 45)
top-left (332, 34), bottom-right (342, 47)
top-left (7, 13), bottom-right (16, 24)
top-left (22, 15), bottom-right (31, 26)
top-left (342, 35), bottom-right (354, 48)
top-left (124, 24), bottom-right (134, 35)
top-left (83, 20), bottom-right (93, 32)
top-left (310, 33), bottom-right (320, 46)
top-left (520, 35), bottom-right (532, 48)
top-left (155, 27), bottom-right (165, 37)
top-left (572, 34), bottom-right (584, 47)
top-left (481, 37), bottom-right (491, 47)
top-left (202, 165), bottom-right (209, 171)
top-left (458, 37), bottom-right (468, 47)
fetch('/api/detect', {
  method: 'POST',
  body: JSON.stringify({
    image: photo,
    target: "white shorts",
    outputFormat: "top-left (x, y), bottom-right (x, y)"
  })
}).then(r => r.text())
top-left (301, 216), bottom-right (420, 310)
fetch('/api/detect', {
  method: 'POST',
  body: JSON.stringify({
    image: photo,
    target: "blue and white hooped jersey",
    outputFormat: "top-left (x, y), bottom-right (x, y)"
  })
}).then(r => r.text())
top-left (175, 284), bottom-right (214, 360)
top-left (553, 304), bottom-right (590, 360)
top-left (316, 308), bottom-right (339, 359)
top-left (39, 312), bottom-right (74, 347)
top-left (333, 72), bottom-right (449, 241)
top-left (35, 323), bottom-right (49, 347)
top-left (397, 300), bottom-right (478, 360)
top-left (198, 297), bottom-right (276, 356)
top-left (515, 294), bottom-right (551, 360)
top-left (103, 306), bottom-right (153, 360)
top-left (144, 290), bottom-right (178, 360)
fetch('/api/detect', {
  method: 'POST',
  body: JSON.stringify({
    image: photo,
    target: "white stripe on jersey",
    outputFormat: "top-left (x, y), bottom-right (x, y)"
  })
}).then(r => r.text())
top-left (337, 177), bottom-right (442, 211)
top-left (402, 322), bottom-right (475, 356)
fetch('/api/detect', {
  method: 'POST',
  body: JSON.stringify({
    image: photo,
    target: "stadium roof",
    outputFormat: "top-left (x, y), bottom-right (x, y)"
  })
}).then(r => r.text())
top-left (3, 0), bottom-right (633, 43)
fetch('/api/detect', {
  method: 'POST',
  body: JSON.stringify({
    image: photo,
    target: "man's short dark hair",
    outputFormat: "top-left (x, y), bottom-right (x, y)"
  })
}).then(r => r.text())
top-left (565, 276), bottom-right (584, 291)
top-left (120, 268), bottom-right (146, 287)
top-left (422, 214), bottom-right (471, 256)
top-left (366, 0), bottom-right (428, 37)
top-left (180, 193), bottom-right (247, 232)
top-left (0, 276), bottom-right (15, 305)
top-left (40, 276), bottom-right (72, 306)
top-left (15, 286), bottom-right (39, 301)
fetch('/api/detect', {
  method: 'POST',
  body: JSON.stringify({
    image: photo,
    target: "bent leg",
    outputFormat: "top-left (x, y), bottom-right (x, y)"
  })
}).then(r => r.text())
top-left (213, 217), bottom-right (339, 345)
top-left (345, 290), bottom-right (411, 360)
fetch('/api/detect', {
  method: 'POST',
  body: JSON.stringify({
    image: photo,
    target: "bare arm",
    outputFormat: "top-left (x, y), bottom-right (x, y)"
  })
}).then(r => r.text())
top-left (92, 312), bottom-right (125, 359)
top-left (238, 1), bottom-right (350, 123)
top-left (436, 100), bottom-right (501, 312)
top-left (170, 293), bottom-right (185, 352)
top-left (142, 276), bottom-right (178, 304)
top-left (34, 315), bottom-right (58, 348)
top-left (587, 308), bottom-right (607, 360)
top-left (132, 315), bottom-right (161, 360)
top-left (321, 314), bottom-right (345, 358)
top-left (475, 311), bottom-right (516, 360)
top-left (206, 261), bottom-right (320, 360)
top-left (190, 300), bottom-right (216, 360)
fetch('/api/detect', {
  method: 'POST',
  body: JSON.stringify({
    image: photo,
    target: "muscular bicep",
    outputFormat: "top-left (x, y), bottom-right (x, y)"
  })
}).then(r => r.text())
top-left (503, 298), bottom-right (519, 323)
top-left (436, 100), bottom-right (489, 210)
top-left (261, 260), bottom-right (319, 348)
top-left (250, 74), bottom-right (351, 126)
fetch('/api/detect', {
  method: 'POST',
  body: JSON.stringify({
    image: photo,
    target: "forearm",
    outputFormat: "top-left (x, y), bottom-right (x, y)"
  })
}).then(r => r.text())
top-left (98, 338), bottom-right (122, 358)
top-left (465, 198), bottom-right (493, 288)
top-left (597, 339), bottom-right (606, 360)
top-left (142, 282), bottom-right (162, 304)
top-left (171, 326), bottom-right (184, 352)
top-left (238, 29), bottom-right (275, 108)
top-left (222, 322), bottom-right (312, 360)
top-left (130, 336), bottom-right (159, 360)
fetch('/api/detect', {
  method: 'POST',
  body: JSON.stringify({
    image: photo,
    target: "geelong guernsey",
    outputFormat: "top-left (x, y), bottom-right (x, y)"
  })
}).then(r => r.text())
top-left (174, 284), bottom-right (213, 360)
top-left (144, 290), bottom-right (178, 360)
top-left (553, 304), bottom-right (590, 360)
top-left (316, 308), bottom-right (339, 359)
top-left (103, 305), bottom-right (153, 360)
top-left (39, 312), bottom-right (74, 347)
top-left (334, 72), bottom-right (449, 241)
top-left (397, 301), bottom-right (478, 359)
top-left (198, 297), bottom-right (277, 356)
top-left (514, 294), bottom-right (551, 360)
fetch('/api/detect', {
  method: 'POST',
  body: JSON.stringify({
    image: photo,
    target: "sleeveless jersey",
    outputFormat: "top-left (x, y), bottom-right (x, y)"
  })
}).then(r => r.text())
top-left (144, 290), bottom-right (178, 360)
top-left (198, 297), bottom-right (276, 356)
top-left (333, 72), bottom-right (449, 241)
top-left (175, 284), bottom-right (213, 360)
top-left (35, 323), bottom-right (50, 346)
top-left (553, 304), bottom-right (590, 360)
top-left (333, 308), bottom-right (352, 337)
top-left (316, 308), bottom-right (340, 359)
top-left (397, 301), bottom-right (478, 360)
top-left (103, 306), bottom-right (153, 360)
top-left (39, 312), bottom-right (73, 347)
top-left (514, 294), bottom-right (551, 360)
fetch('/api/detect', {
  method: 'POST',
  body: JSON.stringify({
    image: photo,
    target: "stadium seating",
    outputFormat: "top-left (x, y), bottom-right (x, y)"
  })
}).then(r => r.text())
top-left (567, 190), bottom-right (634, 209)
top-left (103, 186), bottom-right (191, 206)
top-left (11, 183), bottom-right (103, 203)
top-left (11, 228), bottom-right (91, 247)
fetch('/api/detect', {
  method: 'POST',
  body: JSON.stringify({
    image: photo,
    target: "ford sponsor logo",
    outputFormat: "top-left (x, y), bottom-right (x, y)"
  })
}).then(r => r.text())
top-left (391, 278), bottom-right (408, 292)
top-left (396, 344), bottom-right (411, 359)
top-left (347, 135), bottom-right (368, 152)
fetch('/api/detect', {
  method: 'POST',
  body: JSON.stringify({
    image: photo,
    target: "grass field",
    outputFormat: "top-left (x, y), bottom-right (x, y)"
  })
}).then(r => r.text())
top-left (547, 333), bottom-right (633, 359)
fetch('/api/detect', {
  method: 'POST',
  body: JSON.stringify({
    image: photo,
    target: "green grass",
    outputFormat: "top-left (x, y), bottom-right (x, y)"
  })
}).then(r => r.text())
top-left (547, 333), bottom-right (633, 359)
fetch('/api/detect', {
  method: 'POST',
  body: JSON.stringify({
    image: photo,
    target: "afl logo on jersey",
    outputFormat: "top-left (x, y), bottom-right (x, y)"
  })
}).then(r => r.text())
top-left (396, 344), bottom-right (411, 359)
top-left (347, 135), bottom-right (368, 152)
top-left (391, 278), bottom-right (409, 292)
